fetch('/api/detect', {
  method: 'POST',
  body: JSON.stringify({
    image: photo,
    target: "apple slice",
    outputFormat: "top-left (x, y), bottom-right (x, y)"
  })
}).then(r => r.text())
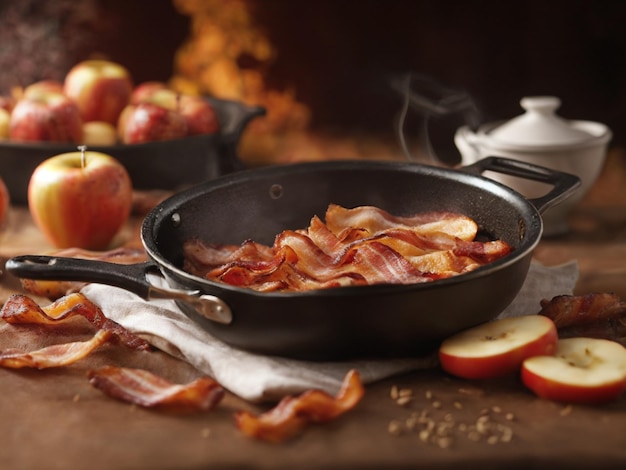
top-left (521, 337), bottom-right (626, 404)
top-left (439, 315), bottom-right (558, 379)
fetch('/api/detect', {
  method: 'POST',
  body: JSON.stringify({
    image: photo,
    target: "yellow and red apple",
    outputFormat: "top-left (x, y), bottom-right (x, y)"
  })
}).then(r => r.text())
top-left (10, 92), bottom-right (83, 143)
top-left (130, 81), bottom-right (168, 105)
top-left (0, 175), bottom-right (10, 227)
top-left (23, 80), bottom-right (65, 99)
top-left (28, 148), bottom-right (133, 250)
top-left (64, 59), bottom-right (133, 125)
top-left (118, 102), bottom-right (188, 144)
top-left (135, 87), bottom-right (220, 136)
top-left (522, 337), bottom-right (626, 404)
top-left (438, 315), bottom-right (559, 379)
top-left (0, 109), bottom-right (9, 139)
top-left (81, 121), bottom-right (118, 146)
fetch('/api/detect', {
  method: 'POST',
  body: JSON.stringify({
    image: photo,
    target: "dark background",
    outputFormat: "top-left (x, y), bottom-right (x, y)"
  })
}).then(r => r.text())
top-left (1, 0), bottom-right (624, 145)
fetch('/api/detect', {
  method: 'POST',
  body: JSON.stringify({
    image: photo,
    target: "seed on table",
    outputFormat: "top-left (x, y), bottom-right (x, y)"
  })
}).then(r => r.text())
top-left (396, 396), bottom-right (412, 406)
top-left (388, 420), bottom-right (403, 435)
top-left (390, 385), bottom-right (399, 400)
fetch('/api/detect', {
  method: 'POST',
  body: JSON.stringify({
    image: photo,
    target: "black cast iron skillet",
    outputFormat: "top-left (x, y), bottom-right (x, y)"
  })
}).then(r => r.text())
top-left (6, 157), bottom-right (580, 360)
top-left (0, 97), bottom-right (265, 204)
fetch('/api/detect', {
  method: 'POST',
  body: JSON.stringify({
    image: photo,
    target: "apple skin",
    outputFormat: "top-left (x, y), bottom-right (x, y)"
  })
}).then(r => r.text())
top-left (130, 81), bottom-right (168, 104)
top-left (9, 92), bottom-right (83, 143)
top-left (0, 95), bottom-right (16, 113)
top-left (23, 80), bottom-right (65, 99)
top-left (81, 121), bottom-right (118, 146)
top-left (521, 337), bottom-right (626, 404)
top-left (438, 315), bottom-right (559, 380)
top-left (0, 108), bottom-right (9, 139)
top-left (0, 175), bottom-right (10, 227)
top-left (64, 59), bottom-right (133, 125)
top-left (177, 94), bottom-right (220, 136)
top-left (118, 102), bottom-right (188, 144)
top-left (28, 150), bottom-right (133, 250)
top-left (139, 88), bottom-right (220, 136)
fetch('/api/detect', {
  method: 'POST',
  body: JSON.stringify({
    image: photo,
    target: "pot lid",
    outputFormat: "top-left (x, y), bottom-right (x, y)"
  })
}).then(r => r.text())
top-left (487, 96), bottom-right (593, 146)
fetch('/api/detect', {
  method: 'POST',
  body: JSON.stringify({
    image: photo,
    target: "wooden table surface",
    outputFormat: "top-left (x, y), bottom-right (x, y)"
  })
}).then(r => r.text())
top-left (1, 150), bottom-right (626, 469)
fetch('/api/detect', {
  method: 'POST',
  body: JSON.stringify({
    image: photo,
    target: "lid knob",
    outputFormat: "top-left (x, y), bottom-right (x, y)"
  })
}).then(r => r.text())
top-left (520, 96), bottom-right (561, 115)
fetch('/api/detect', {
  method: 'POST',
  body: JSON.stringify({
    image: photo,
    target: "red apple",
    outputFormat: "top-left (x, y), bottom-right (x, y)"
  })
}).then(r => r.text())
top-left (0, 109), bottom-right (9, 139)
top-left (28, 147), bottom-right (133, 250)
top-left (23, 80), bottom-right (64, 99)
top-left (64, 59), bottom-right (133, 125)
top-left (130, 81), bottom-right (168, 104)
top-left (438, 315), bottom-right (559, 379)
top-left (0, 175), bottom-right (10, 227)
top-left (139, 88), bottom-right (220, 136)
top-left (521, 337), bottom-right (626, 404)
top-left (117, 102), bottom-right (187, 144)
top-left (0, 95), bottom-right (16, 113)
top-left (178, 94), bottom-right (220, 136)
top-left (81, 121), bottom-right (118, 146)
top-left (9, 92), bottom-right (83, 143)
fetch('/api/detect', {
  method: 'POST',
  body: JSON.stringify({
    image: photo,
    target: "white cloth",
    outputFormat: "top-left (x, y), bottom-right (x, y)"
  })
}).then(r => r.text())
top-left (81, 261), bottom-right (578, 403)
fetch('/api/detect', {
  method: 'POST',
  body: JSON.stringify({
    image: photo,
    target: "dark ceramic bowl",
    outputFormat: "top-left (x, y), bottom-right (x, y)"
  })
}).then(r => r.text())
top-left (0, 98), bottom-right (265, 204)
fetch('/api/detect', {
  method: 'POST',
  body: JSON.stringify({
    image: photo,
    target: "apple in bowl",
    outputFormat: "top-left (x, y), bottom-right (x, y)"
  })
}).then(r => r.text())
top-left (28, 147), bottom-right (133, 250)
top-left (64, 59), bottom-right (133, 125)
top-left (10, 92), bottom-right (83, 143)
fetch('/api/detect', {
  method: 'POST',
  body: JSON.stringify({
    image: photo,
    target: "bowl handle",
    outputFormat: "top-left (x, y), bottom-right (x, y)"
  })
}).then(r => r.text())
top-left (5, 255), bottom-right (232, 325)
top-left (461, 156), bottom-right (581, 213)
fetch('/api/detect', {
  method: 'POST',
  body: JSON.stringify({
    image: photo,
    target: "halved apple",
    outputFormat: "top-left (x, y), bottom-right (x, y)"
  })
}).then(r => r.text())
top-left (521, 337), bottom-right (626, 404)
top-left (439, 315), bottom-right (559, 379)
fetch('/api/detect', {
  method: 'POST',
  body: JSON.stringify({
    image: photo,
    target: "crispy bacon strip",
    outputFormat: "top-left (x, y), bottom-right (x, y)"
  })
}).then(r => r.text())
top-left (235, 369), bottom-right (364, 443)
top-left (539, 293), bottom-right (626, 345)
top-left (20, 247), bottom-right (148, 300)
top-left (88, 366), bottom-right (224, 411)
top-left (0, 329), bottom-right (113, 369)
top-left (183, 205), bottom-right (512, 292)
top-left (1, 293), bottom-right (150, 351)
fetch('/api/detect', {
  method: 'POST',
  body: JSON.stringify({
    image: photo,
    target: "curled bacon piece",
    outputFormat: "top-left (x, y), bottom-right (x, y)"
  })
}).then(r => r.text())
top-left (539, 293), bottom-right (626, 345)
top-left (19, 247), bottom-right (148, 300)
top-left (0, 330), bottom-right (113, 369)
top-left (1, 293), bottom-right (150, 351)
top-left (184, 204), bottom-right (512, 292)
top-left (235, 369), bottom-right (364, 443)
top-left (88, 366), bottom-right (224, 411)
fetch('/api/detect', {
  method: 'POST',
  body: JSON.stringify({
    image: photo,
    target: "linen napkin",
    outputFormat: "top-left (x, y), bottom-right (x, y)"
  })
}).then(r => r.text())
top-left (81, 261), bottom-right (579, 403)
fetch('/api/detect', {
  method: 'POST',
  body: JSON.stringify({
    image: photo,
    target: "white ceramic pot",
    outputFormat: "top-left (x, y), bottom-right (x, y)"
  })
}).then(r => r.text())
top-left (454, 96), bottom-right (612, 236)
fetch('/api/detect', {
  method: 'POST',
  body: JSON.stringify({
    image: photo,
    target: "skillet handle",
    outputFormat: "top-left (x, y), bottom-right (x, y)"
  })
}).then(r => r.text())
top-left (461, 156), bottom-right (581, 213)
top-left (5, 255), bottom-right (232, 325)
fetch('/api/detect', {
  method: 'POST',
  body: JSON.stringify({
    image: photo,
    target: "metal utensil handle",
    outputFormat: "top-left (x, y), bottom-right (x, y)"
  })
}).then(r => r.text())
top-left (462, 156), bottom-right (581, 213)
top-left (5, 255), bottom-right (232, 324)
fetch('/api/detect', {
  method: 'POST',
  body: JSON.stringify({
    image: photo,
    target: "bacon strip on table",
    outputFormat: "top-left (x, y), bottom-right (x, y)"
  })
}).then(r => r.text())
top-left (1, 293), bottom-right (150, 351)
top-left (19, 247), bottom-right (148, 300)
top-left (183, 204), bottom-right (512, 292)
top-left (539, 293), bottom-right (626, 346)
top-left (0, 329), bottom-right (113, 369)
top-left (88, 366), bottom-right (224, 411)
top-left (235, 369), bottom-right (364, 443)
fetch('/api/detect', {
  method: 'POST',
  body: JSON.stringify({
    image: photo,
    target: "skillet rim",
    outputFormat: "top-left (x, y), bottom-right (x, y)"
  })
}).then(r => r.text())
top-left (141, 159), bottom-right (544, 299)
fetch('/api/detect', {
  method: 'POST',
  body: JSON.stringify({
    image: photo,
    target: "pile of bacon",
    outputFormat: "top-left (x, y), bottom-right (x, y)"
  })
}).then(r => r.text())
top-left (183, 204), bottom-right (513, 292)
top-left (0, 289), bottom-right (363, 443)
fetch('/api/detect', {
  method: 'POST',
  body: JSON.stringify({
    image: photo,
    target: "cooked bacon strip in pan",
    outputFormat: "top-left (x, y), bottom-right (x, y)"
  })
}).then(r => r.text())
top-left (235, 369), bottom-right (364, 443)
top-left (88, 366), bottom-right (224, 411)
top-left (183, 205), bottom-right (512, 292)
top-left (0, 330), bottom-right (113, 369)
top-left (539, 293), bottom-right (626, 345)
top-left (1, 293), bottom-right (150, 351)
top-left (20, 247), bottom-right (148, 300)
